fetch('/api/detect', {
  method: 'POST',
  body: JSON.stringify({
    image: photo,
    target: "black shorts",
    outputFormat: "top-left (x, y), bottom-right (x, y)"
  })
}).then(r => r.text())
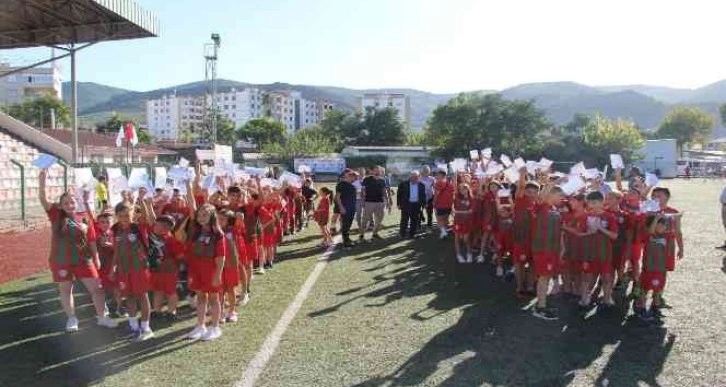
top-left (435, 208), bottom-right (451, 217)
top-left (333, 204), bottom-right (340, 214)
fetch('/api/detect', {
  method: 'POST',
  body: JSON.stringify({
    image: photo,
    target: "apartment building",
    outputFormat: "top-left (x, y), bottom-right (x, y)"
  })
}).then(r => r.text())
top-left (359, 92), bottom-right (410, 127)
top-left (0, 62), bottom-right (62, 106)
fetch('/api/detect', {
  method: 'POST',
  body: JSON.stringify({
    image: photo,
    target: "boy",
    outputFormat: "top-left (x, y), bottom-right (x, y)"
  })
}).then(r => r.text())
top-left (147, 213), bottom-right (186, 320)
top-left (530, 185), bottom-right (564, 320)
top-left (634, 214), bottom-right (672, 321)
top-left (512, 168), bottom-right (538, 298)
top-left (583, 191), bottom-right (618, 307)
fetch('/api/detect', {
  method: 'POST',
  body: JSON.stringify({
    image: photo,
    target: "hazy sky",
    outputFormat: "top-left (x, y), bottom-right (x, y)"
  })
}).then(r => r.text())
top-left (3, 0), bottom-right (725, 93)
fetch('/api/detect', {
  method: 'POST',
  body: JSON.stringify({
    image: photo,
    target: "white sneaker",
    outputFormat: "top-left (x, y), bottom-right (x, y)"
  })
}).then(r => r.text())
top-left (551, 283), bottom-right (561, 295)
top-left (476, 255), bottom-right (485, 263)
top-left (257, 267), bottom-right (266, 275)
top-left (466, 253), bottom-right (473, 263)
top-left (134, 329), bottom-right (155, 342)
top-left (439, 230), bottom-right (448, 239)
top-left (187, 294), bottom-right (198, 309)
top-left (240, 293), bottom-right (250, 306)
top-left (97, 315), bottom-right (119, 328)
top-left (456, 254), bottom-right (466, 264)
top-left (496, 266), bottom-right (504, 277)
top-left (66, 316), bottom-right (79, 332)
top-left (201, 326), bottom-right (222, 341)
top-left (226, 312), bottom-right (238, 323)
top-left (186, 325), bottom-right (207, 340)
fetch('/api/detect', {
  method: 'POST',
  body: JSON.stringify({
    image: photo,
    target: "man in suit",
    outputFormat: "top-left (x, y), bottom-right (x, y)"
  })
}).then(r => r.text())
top-left (397, 170), bottom-right (426, 239)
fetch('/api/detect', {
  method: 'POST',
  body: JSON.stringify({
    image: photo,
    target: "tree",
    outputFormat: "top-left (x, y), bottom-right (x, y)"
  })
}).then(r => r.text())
top-left (406, 131), bottom-right (428, 146)
top-left (657, 106), bottom-right (714, 152)
top-left (719, 104), bottom-right (726, 127)
top-left (215, 116), bottom-right (236, 145)
top-left (425, 93), bottom-right (550, 160)
top-left (261, 126), bottom-right (335, 162)
top-left (357, 107), bottom-right (406, 146)
top-left (137, 127), bottom-right (153, 145)
top-left (237, 118), bottom-right (286, 151)
top-left (2, 94), bottom-right (70, 128)
top-left (95, 114), bottom-right (125, 133)
top-left (582, 114), bottom-right (644, 167)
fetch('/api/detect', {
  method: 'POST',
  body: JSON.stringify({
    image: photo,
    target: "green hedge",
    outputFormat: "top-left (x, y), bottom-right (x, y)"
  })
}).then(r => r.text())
top-left (345, 155), bottom-right (388, 170)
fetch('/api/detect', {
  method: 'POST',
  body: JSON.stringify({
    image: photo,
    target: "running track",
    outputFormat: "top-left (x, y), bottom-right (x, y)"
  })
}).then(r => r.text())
top-left (0, 228), bottom-right (51, 284)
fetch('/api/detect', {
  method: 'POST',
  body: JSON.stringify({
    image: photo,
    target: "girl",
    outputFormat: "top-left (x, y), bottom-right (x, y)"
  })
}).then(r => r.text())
top-left (219, 210), bottom-right (244, 323)
top-left (433, 170), bottom-right (455, 239)
top-left (185, 200), bottom-right (226, 341)
top-left (494, 199), bottom-right (514, 277)
top-left (259, 192), bottom-right (279, 270)
top-left (452, 183), bottom-right (474, 263)
top-left (111, 202), bottom-right (154, 341)
top-left (314, 187), bottom-right (333, 247)
top-left (477, 181), bottom-right (500, 263)
top-left (561, 194), bottom-right (587, 299)
top-left (92, 210), bottom-right (125, 318)
top-left (39, 170), bottom-right (118, 332)
top-left (634, 214), bottom-right (672, 321)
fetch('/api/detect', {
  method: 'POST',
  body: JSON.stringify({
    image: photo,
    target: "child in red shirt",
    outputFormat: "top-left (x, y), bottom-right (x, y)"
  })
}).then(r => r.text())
top-left (314, 187), bottom-right (333, 247)
top-left (561, 194), bottom-right (587, 298)
top-left (530, 185), bottom-right (564, 320)
top-left (635, 214), bottom-right (673, 321)
top-left (512, 168), bottom-right (538, 297)
top-left (582, 191), bottom-right (618, 307)
top-left (433, 171), bottom-right (455, 239)
top-left (452, 183), bottom-right (474, 263)
top-left (494, 199), bottom-right (514, 277)
top-left (111, 202), bottom-right (153, 341)
top-left (218, 209), bottom-right (246, 322)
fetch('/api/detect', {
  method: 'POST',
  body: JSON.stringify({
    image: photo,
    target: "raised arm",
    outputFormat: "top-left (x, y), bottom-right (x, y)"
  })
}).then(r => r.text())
top-left (614, 168), bottom-right (624, 192)
top-left (515, 167), bottom-right (527, 199)
top-left (186, 180), bottom-right (198, 213)
top-left (142, 197), bottom-right (156, 225)
top-left (38, 170), bottom-right (52, 211)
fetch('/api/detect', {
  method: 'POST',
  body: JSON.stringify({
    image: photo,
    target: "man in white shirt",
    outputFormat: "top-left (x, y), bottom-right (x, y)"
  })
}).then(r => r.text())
top-left (719, 185), bottom-right (726, 249)
top-left (353, 168), bottom-right (366, 238)
top-left (419, 166), bottom-right (436, 229)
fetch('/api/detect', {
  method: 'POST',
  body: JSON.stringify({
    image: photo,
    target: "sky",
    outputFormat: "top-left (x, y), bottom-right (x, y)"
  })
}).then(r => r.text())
top-left (3, 0), bottom-right (726, 93)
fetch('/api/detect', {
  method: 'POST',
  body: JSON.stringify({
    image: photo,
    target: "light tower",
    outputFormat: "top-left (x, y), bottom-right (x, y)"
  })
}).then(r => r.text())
top-left (204, 33), bottom-right (221, 144)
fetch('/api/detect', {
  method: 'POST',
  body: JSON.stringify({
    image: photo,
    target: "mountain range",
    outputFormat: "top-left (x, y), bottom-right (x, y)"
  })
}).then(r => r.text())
top-left (63, 79), bottom-right (726, 138)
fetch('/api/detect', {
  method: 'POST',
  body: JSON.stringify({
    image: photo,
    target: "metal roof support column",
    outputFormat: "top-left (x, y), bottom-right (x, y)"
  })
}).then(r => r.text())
top-left (70, 43), bottom-right (78, 164)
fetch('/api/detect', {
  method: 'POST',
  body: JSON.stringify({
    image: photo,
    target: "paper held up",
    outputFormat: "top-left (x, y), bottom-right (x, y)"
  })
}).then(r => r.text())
top-left (538, 157), bottom-right (553, 170)
top-left (260, 178), bottom-right (281, 188)
top-left (513, 157), bottom-right (526, 171)
top-left (503, 166), bottom-right (520, 183)
top-left (525, 160), bottom-right (539, 175)
top-left (500, 155), bottom-right (513, 168)
top-left (570, 162), bottom-right (586, 176)
top-left (640, 199), bottom-right (660, 213)
top-left (168, 166), bottom-right (192, 181)
top-left (436, 163), bottom-right (448, 172)
top-left (178, 157), bottom-right (190, 168)
top-left (560, 175), bottom-right (585, 195)
top-left (297, 164), bottom-right (311, 174)
top-left (449, 158), bottom-right (468, 172)
top-left (128, 168), bottom-right (149, 189)
top-left (469, 150), bottom-right (479, 160)
top-left (645, 172), bottom-right (659, 187)
top-left (610, 154), bottom-right (625, 169)
top-left (485, 162), bottom-right (503, 177)
top-left (583, 168), bottom-right (601, 180)
top-left (481, 148), bottom-right (493, 159)
top-left (497, 188), bottom-right (511, 198)
top-left (244, 166), bottom-right (268, 177)
top-left (154, 167), bottom-right (167, 189)
top-left (32, 153), bottom-right (58, 169)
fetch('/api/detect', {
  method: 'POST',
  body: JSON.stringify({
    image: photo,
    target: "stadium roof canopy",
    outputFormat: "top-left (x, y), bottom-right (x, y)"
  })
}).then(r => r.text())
top-left (0, 0), bottom-right (159, 49)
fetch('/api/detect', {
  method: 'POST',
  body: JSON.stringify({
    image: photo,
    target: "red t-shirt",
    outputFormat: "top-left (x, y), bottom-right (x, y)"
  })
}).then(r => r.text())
top-left (453, 195), bottom-right (473, 224)
top-left (513, 196), bottom-right (535, 245)
top-left (583, 211), bottom-right (618, 261)
top-left (187, 231), bottom-right (226, 260)
top-left (47, 206), bottom-right (97, 266)
top-left (111, 223), bottom-right (148, 273)
top-left (433, 181), bottom-right (454, 210)
top-left (162, 203), bottom-right (191, 224)
top-left (530, 203), bottom-right (562, 254)
top-left (149, 232), bottom-right (186, 273)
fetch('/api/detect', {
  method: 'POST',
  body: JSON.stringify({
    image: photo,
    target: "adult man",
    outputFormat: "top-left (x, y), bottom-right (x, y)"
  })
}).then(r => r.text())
top-left (361, 166), bottom-right (389, 241)
top-left (335, 169), bottom-right (358, 248)
top-left (419, 166), bottom-right (436, 228)
top-left (353, 168), bottom-right (366, 237)
top-left (397, 170), bottom-right (426, 239)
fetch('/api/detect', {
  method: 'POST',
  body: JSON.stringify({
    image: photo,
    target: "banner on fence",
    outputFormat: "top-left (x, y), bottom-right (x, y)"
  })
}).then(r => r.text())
top-left (294, 157), bottom-right (345, 174)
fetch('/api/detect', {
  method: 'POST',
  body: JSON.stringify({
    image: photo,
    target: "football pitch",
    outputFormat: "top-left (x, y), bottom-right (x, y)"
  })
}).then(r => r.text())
top-left (0, 179), bottom-right (725, 387)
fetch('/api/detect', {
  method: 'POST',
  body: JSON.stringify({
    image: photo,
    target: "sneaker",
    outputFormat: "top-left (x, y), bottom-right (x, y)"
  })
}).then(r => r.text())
top-left (257, 266), bottom-right (266, 275)
top-left (186, 325), bottom-right (207, 340)
top-left (97, 315), bottom-right (119, 328)
top-left (226, 312), bottom-right (238, 323)
top-left (466, 253), bottom-right (473, 263)
top-left (150, 311), bottom-right (162, 320)
top-left (476, 255), bottom-right (485, 263)
top-left (359, 235), bottom-right (364, 242)
top-left (201, 326), bottom-right (222, 341)
top-left (164, 312), bottom-right (178, 321)
top-left (495, 266), bottom-right (504, 277)
top-left (263, 262), bottom-right (273, 270)
top-left (533, 307), bottom-right (558, 320)
top-left (439, 230), bottom-right (447, 239)
top-left (66, 316), bottom-right (79, 332)
top-left (134, 329), bottom-right (154, 342)
top-left (240, 293), bottom-right (250, 306)
top-left (716, 244), bottom-right (726, 250)
top-left (651, 306), bottom-right (664, 318)
top-left (187, 295), bottom-right (198, 309)
top-left (456, 254), bottom-right (466, 263)
top-left (117, 306), bottom-right (130, 318)
top-left (551, 283), bottom-right (561, 295)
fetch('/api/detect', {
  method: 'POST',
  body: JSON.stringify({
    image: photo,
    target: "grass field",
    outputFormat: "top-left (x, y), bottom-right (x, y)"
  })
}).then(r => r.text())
top-left (1, 179), bottom-right (725, 386)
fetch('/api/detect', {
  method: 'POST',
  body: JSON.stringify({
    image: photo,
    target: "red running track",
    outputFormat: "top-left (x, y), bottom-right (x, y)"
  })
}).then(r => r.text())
top-left (0, 228), bottom-right (51, 284)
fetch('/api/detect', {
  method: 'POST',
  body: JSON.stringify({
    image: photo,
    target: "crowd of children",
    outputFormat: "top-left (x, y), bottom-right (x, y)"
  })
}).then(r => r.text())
top-left (432, 161), bottom-right (683, 322)
top-left (39, 163), bottom-right (325, 341)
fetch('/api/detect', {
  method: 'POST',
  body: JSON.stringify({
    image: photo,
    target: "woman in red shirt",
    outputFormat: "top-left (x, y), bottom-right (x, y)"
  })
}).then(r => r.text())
top-left (452, 183), bottom-right (474, 263)
top-left (38, 170), bottom-right (118, 332)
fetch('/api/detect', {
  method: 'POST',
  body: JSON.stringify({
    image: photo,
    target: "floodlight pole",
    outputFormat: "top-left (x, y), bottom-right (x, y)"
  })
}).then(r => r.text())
top-left (70, 43), bottom-right (78, 164)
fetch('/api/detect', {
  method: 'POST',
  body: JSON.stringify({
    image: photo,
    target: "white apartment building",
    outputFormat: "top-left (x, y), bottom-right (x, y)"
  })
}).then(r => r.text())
top-left (146, 88), bottom-right (333, 141)
top-left (0, 62), bottom-right (62, 106)
top-left (359, 93), bottom-right (411, 127)
top-left (146, 94), bottom-right (205, 140)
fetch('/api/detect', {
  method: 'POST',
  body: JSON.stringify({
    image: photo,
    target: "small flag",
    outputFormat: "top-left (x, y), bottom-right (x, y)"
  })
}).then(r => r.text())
top-left (116, 122), bottom-right (138, 148)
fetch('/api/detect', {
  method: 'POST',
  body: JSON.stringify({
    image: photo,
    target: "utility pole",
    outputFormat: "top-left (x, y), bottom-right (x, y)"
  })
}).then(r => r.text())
top-left (204, 33), bottom-right (220, 145)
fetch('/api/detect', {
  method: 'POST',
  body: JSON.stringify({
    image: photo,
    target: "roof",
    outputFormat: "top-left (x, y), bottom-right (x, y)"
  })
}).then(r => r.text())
top-left (0, 0), bottom-right (159, 49)
top-left (345, 146), bottom-right (430, 151)
top-left (43, 129), bottom-right (176, 155)
top-left (709, 137), bottom-right (726, 144)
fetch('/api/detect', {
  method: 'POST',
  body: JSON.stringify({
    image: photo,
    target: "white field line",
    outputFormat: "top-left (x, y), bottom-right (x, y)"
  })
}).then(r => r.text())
top-left (235, 237), bottom-right (340, 387)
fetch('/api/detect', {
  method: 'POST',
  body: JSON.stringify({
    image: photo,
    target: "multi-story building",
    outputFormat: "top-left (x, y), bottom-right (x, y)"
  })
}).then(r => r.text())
top-left (146, 94), bottom-right (205, 141)
top-left (359, 92), bottom-right (410, 127)
top-left (0, 62), bottom-right (62, 106)
top-left (146, 88), bottom-right (333, 141)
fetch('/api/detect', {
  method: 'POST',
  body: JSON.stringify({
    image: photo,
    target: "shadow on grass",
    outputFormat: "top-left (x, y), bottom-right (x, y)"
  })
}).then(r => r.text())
top-left (311, 232), bottom-right (674, 386)
top-left (0, 279), bottom-right (196, 387)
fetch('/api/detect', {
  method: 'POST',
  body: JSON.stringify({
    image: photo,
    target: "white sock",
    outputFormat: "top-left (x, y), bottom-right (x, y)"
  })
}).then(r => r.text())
top-left (140, 320), bottom-right (150, 332)
top-left (128, 317), bottom-right (139, 330)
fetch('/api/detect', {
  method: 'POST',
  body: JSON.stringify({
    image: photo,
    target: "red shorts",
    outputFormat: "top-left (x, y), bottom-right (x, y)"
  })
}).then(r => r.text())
top-left (533, 252), bottom-right (559, 276)
top-left (481, 220), bottom-right (494, 233)
top-left (612, 252), bottom-right (624, 273)
top-left (262, 230), bottom-right (277, 247)
top-left (495, 232), bottom-right (513, 256)
top-left (276, 225), bottom-right (283, 243)
top-left (117, 270), bottom-right (152, 296)
top-left (188, 258), bottom-right (222, 293)
top-left (453, 221), bottom-right (472, 236)
top-left (629, 242), bottom-right (643, 265)
top-left (512, 243), bottom-right (531, 265)
top-left (639, 271), bottom-right (666, 292)
top-left (245, 239), bottom-right (259, 262)
top-left (50, 262), bottom-right (99, 283)
top-left (151, 272), bottom-right (178, 296)
top-left (222, 266), bottom-right (240, 289)
top-left (665, 255), bottom-right (676, 272)
top-left (99, 266), bottom-right (117, 289)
